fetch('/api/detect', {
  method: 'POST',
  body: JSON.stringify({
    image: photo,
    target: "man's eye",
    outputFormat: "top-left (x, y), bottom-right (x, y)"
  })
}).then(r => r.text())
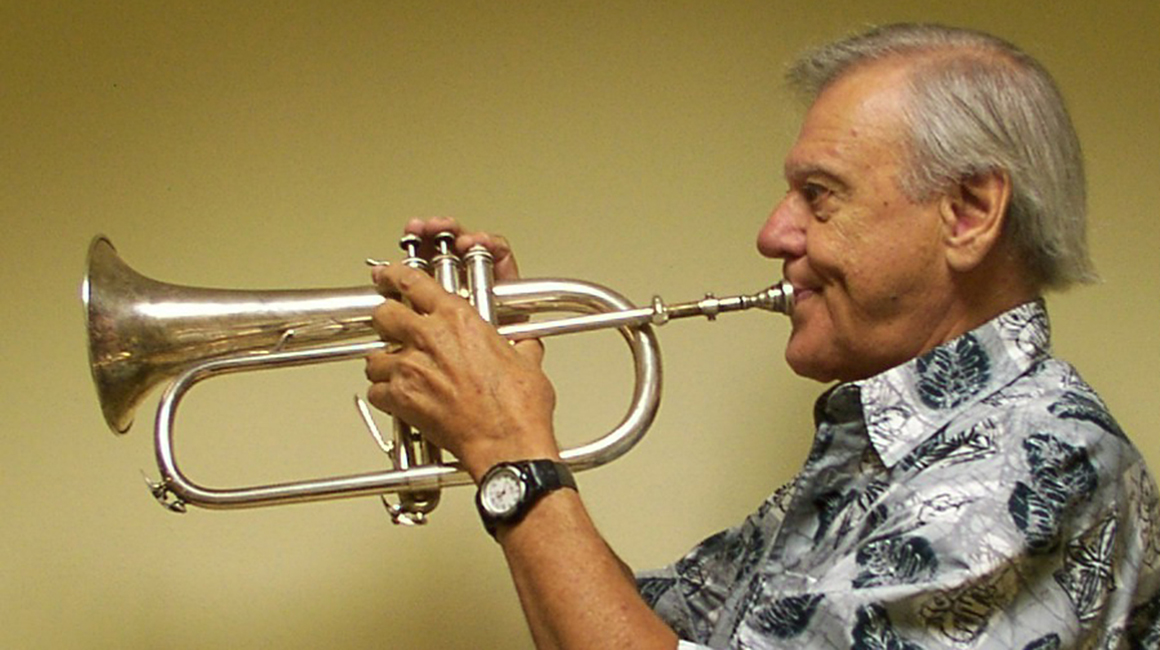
top-left (801, 182), bottom-right (830, 204)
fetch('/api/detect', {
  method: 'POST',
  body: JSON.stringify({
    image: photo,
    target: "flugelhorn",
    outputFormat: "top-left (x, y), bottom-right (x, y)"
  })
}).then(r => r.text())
top-left (83, 233), bottom-right (792, 521)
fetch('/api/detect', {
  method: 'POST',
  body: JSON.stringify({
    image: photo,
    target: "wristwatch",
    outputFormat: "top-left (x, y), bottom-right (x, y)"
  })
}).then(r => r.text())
top-left (475, 460), bottom-right (577, 537)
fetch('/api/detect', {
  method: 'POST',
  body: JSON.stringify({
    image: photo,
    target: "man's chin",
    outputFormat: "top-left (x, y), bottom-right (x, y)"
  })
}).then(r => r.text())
top-left (784, 344), bottom-right (840, 384)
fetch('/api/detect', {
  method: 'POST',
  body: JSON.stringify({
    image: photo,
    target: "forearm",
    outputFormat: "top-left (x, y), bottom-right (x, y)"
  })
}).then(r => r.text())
top-left (495, 489), bottom-right (679, 650)
top-left (365, 222), bottom-right (672, 646)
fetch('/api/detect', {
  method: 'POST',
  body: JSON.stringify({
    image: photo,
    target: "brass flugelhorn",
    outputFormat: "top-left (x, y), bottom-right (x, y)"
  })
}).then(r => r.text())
top-left (83, 233), bottom-right (793, 521)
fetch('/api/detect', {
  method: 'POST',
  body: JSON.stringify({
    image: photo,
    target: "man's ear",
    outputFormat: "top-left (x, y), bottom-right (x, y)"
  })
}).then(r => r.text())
top-left (939, 170), bottom-right (1012, 273)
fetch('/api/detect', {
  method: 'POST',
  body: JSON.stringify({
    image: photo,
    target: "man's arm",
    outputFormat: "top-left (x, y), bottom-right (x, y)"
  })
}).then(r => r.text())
top-left (496, 489), bottom-right (678, 650)
top-left (363, 219), bottom-right (678, 649)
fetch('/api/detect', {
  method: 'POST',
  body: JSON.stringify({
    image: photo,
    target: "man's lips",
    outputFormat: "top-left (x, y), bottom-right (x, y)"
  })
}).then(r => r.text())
top-left (791, 285), bottom-right (817, 303)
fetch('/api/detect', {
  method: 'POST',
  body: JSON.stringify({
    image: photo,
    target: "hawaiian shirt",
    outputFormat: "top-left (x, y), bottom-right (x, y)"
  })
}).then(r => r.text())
top-left (637, 301), bottom-right (1160, 649)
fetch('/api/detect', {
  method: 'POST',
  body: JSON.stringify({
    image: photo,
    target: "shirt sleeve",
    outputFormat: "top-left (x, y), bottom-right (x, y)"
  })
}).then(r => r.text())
top-left (636, 484), bottom-right (794, 644)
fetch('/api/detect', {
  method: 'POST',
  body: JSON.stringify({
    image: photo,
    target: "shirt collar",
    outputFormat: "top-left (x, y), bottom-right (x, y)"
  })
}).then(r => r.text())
top-left (843, 300), bottom-right (1052, 468)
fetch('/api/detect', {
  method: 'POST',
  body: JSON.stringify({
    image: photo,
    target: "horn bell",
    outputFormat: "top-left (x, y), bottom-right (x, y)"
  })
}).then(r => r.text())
top-left (84, 236), bottom-right (173, 434)
top-left (82, 236), bottom-right (383, 434)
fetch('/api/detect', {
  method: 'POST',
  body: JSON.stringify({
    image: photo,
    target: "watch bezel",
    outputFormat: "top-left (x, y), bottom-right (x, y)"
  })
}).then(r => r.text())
top-left (475, 460), bottom-right (577, 537)
top-left (479, 464), bottom-right (527, 519)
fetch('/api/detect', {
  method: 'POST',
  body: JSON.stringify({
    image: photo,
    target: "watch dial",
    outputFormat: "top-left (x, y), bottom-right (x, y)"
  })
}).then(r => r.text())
top-left (482, 468), bottom-right (523, 516)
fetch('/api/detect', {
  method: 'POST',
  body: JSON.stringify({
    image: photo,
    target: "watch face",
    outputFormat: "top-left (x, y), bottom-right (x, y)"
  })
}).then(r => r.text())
top-left (480, 467), bottom-right (525, 517)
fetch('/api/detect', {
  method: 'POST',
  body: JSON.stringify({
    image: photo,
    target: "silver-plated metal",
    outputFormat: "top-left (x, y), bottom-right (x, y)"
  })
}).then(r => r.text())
top-left (84, 236), bottom-right (384, 434)
top-left (354, 395), bottom-right (393, 456)
top-left (464, 245), bottom-right (497, 324)
top-left (83, 234), bottom-right (793, 514)
top-left (398, 234), bottom-right (427, 271)
top-left (384, 237), bottom-right (451, 524)
top-left (496, 282), bottom-right (793, 340)
top-left (430, 232), bottom-right (462, 295)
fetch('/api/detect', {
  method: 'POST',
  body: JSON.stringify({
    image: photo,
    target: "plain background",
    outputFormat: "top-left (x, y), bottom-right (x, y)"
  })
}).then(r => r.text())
top-left (3, 2), bottom-right (1157, 648)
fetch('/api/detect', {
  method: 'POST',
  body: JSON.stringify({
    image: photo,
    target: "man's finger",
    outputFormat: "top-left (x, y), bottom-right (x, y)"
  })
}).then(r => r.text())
top-left (513, 338), bottom-right (546, 366)
top-left (372, 262), bottom-right (462, 316)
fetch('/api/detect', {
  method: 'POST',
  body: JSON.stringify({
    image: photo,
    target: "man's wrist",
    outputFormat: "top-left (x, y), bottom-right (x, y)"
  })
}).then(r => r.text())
top-left (462, 436), bottom-right (561, 484)
top-left (475, 459), bottom-right (577, 537)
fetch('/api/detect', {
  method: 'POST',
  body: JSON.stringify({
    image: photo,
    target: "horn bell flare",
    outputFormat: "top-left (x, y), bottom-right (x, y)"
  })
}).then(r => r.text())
top-left (84, 236), bottom-right (160, 434)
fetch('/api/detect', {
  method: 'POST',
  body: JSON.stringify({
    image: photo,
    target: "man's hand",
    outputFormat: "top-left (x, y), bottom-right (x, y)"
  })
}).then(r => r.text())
top-left (363, 218), bottom-right (560, 481)
top-left (364, 219), bottom-right (678, 650)
top-left (400, 216), bottom-right (522, 282)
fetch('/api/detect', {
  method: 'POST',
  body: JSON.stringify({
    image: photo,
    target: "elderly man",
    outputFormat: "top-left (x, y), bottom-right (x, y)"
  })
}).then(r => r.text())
top-left (365, 23), bottom-right (1160, 649)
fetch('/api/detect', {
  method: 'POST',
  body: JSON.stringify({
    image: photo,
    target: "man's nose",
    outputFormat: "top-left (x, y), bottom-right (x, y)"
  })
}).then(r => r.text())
top-left (756, 195), bottom-right (806, 259)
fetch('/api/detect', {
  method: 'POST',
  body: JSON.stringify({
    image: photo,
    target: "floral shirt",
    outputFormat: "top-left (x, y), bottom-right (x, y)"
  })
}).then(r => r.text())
top-left (637, 301), bottom-right (1160, 649)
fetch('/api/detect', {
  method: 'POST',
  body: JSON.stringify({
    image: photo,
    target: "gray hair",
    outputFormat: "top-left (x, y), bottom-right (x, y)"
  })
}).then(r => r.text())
top-left (787, 23), bottom-right (1095, 289)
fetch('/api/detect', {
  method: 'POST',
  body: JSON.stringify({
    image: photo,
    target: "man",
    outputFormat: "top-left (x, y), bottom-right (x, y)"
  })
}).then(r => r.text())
top-left (365, 23), bottom-right (1160, 649)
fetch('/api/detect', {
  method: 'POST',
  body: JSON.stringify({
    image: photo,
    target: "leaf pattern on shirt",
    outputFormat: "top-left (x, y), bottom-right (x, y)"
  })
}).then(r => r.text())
top-left (672, 517), bottom-right (770, 612)
top-left (920, 566), bottom-right (1017, 643)
top-left (1132, 468), bottom-right (1160, 570)
top-left (916, 333), bottom-right (991, 410)
top-left (674, 531), bottom-right (728, 598)
top-left (813, 489), bottom-right (857, 546)
top-left (898, 417), bottom-right (999, 473)
top-left (998, 299), bottom-right (1051, 360)
top-left (852, 604), bottom-right (926, 650)
top-left (1009, 482), bottom-right (1062, 553)
top-left (1049, 391), bottom-right (1127, 440)
top-left (1059, 365), bottom-right (1090, 393)
top-left (750, 593), bottom-right (825, 639)
top-left (1008, 433), bottom-right (1098, 554)
top-left (1022, 633), bottom-right (1061, 650)
top-left (853, 534), bottom-right (939, 589)
top-left (915, 492), bottom-right (975, 526)
top-left (982, 384), bottom-right (1040, 408)
top-left (641, 302), bottom-right (1158, 650)
top-left (814, 480), bottom-right (892, 549)
top-left (812, 480), bottom-right (890, 550)
top-left (636, 576), bottom-right (702, 646)
top-left (1126, 587), bottom-right (1160, 649)
top-left (637, 576), bottom-right (675, 608)
top-left (1054, 515), bottom-right (1118, 623)
top-left (865, 404), bottom-right (914, 446)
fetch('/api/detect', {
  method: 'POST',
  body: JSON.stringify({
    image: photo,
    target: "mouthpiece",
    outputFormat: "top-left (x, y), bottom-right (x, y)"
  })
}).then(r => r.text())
top-left (496, 280), bottom-right (794, 341)
top-left (658, 281), bottom-right (794, 323)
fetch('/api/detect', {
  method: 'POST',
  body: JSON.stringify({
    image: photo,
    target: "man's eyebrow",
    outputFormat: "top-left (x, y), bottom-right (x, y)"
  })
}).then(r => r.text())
top-left (784, 162), bottom-right (850, 190)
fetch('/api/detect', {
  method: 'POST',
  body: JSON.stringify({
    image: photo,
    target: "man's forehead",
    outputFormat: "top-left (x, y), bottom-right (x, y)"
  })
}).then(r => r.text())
top-left (781, 64), bottom-right (911, 181)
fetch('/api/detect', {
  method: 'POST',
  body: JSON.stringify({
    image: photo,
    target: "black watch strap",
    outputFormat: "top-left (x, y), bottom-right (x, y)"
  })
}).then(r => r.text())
top-left (476, 459), bottom-right (577, 537)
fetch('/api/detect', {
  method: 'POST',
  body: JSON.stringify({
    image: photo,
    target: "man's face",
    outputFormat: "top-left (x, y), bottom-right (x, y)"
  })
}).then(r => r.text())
top-left (758, 61), bottom-right (961, 383)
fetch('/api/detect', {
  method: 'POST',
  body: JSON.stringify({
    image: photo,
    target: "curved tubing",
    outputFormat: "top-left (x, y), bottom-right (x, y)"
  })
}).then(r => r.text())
top-left (153, 279), bottom-right (662, 510)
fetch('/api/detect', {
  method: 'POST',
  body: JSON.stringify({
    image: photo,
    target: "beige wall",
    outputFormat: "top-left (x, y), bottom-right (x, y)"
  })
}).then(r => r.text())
top-left (3, 2), bottom-right (1157, 648)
